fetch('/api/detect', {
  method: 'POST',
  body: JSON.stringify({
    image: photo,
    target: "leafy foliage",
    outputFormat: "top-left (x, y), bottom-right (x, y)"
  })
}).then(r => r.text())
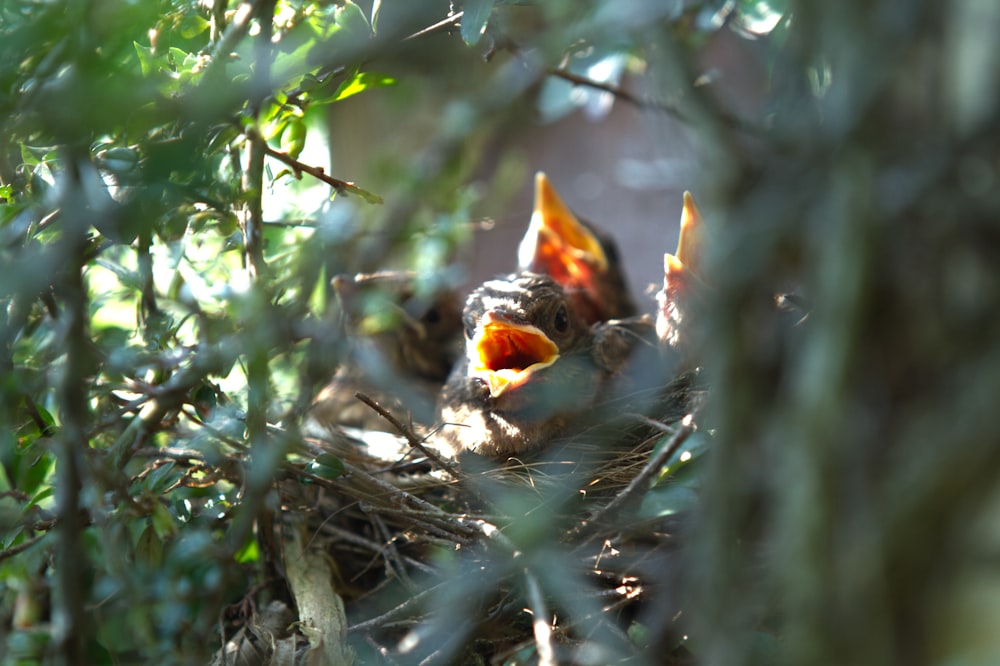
top-left (3, 0), bottom-right (999, 665)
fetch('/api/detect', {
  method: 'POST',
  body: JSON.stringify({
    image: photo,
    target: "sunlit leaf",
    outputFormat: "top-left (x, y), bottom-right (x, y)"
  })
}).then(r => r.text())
top-left (235, 537), bottom-right (260, 564)
top-left (329, 70), bottom-right (396, 103)
top-left (178, 13), bottom-right (209, 39)
top-left (339, 181), bottom-right (383, 204)
top-left (280, 118), bottom-right (307, 159)
top-left (309, 265), bottom-right (327, 317)
top-left (133, 41), bottom-right (160, 77)
top-left (26, 486), bottom-right (54, 509)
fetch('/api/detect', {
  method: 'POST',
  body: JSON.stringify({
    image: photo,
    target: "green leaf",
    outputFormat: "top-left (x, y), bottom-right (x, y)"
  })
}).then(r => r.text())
top-left (339, 181), bottom-right (383, 204)
top-left (655, 429), bottom-right (711, 482)
top-left (309, 265), bottom-right (327, 317)
top-left (461, 0), bottom-right (494, 46)
top-left (0, 202), bottom-right (27, 225)
top-left (334, 0), bottom-right (373, 39)
top-left (135, 523), bottom-right (164, 567)
top-left (144, 461), bottom-right (178, 495)
top-left (329, 70), bottom-right (396, 103)
top-left (280, 118), bottom-right (307, 159)
top-left (150, 502), bottom-right (177, 540)
top-left (19, 143), bottom-right (39, 167)
top-left (178, 13), bottom-right (210, 39)
top-left (13, 450), bottom-right (55, 498)
top-left (235, 536), bottom-right (260, 563)
top-left (638, 482), bottom-right (698, 519)
top-left (27, 486), bottom-right (54, 509)
top-left (133, 41), bottom-right (159, 77)
top-left (309, 453), bottom-right (345, 480)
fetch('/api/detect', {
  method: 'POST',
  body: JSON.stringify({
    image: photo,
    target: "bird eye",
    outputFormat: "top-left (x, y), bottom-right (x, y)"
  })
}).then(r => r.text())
top-left (464, 316), bottom-right (476, 340)
top-left (553, 305), bottom-right (569, 333)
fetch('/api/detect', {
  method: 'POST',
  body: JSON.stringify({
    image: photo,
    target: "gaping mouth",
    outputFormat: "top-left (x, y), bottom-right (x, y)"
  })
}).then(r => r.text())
top-left (469, 313), bottom-right (559, 397)
top-left (518, 172), bottom-right (609, 280)
top-left (666, 191), bottom-right (704, 278)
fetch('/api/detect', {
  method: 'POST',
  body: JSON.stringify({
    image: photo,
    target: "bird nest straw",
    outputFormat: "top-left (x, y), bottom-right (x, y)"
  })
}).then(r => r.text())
top-left (240, 371), bottom-right (706, 665)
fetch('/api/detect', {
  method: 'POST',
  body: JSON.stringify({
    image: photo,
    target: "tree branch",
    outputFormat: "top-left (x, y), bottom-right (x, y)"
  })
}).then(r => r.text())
top-left (546, 66), bottom-right (763, 135)
top-left (353, 391), bottom-right (462, 482)
top-left (575, 412), bottom-right (697, 540)
top-left (260, 140), bottom-right (383, 203)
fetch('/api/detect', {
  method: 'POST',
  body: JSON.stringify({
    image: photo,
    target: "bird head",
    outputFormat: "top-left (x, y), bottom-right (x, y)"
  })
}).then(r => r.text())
top-left (462, 273), bottom-right (588, 398)
top-left (332, 271), bottom-right (463, 381)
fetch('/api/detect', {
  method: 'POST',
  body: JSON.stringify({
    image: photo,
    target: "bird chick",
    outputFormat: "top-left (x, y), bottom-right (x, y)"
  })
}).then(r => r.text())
top-left (309, 272), bottom-right (463, 431)
top-left (518, 172), bottom-right (636, 324)
top-left (436, 273), bottom-right (610, 458)
top-left (656, 191), bottom-right (708, 356)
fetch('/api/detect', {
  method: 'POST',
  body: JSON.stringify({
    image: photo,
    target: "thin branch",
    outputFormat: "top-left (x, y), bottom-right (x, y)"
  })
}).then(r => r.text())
top-left (228, 0), bottom-right (277, 560)
top-left (317, 522), bottom-right (436, 575)
top-left (203, 2), bottom-right (255, 82)
top-left (260, 139), bottom-right (383, 203)
top-left (575, 412), bottom-right (698, 540)
top-left (525, 571), bottom-right (557, 666)
top-left (623, 412), bottom-right (676, 434)
top-left (353, 391), bottom-right (463, 482)
top-left (348, 582), bottom-right (445, 633)
top-left (546, 66), bottom-right (764, 135)
top-left (404, 10), bottom-right (463, 41)
top-left (0, 532), bottom-right (48, 563)
top-left (371, 512), bottom-right (415, 591)
top-left (52, 194), bottom-right (91, 665)
top-left (547, 67), bottom-right (689, 118)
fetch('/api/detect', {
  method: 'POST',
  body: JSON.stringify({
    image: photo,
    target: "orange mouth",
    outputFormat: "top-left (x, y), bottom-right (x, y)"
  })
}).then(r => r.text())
top-left (469, 312), bottom-right (559, 397)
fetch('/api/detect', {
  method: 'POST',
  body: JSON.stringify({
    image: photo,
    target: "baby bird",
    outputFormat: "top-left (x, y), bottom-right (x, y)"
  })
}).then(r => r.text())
top-left (436, 273), bottom-right (612, 458)
top-left (656, 191), bottom-right (707, 356)
top-left (518, 172), bottom-right (636, 324)
top-left (310, 272), bottom-right (463, 431)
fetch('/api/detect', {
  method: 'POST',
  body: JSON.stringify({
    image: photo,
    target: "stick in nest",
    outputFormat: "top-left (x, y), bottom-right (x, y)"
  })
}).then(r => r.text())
top-left (573, 411), bottom-right (698, 541)
top-left (353, 391), bottom-right (462, 482)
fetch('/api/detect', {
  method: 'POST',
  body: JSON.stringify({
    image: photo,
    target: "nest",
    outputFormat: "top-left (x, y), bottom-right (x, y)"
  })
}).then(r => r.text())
top-left (215, 369), bottom-right (706, 665)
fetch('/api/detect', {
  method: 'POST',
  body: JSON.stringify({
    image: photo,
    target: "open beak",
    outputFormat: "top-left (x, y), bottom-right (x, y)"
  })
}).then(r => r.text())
top-left (517, 172), bottom-right (609, 283)
top-left (664, 191), bottom-right (704, 279)
top-left (676, 191), bottom-right (703, 270)
top-left (468, 311), bottom-right (560, 397)
top-left (658, 192), bottom-right (707, 345)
